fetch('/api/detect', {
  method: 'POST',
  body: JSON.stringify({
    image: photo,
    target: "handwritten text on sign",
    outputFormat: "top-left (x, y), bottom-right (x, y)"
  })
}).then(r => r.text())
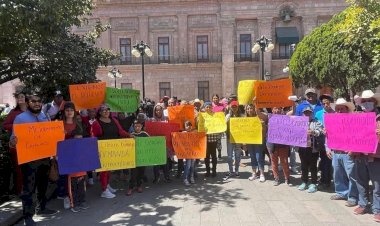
top-left (144, 121), bottom-right (180, 148)
top-left (14, 121), bottom-right (65, 164)
top-left (135, 136), bottom-right (167, 167)
top-left (96, 139), bottom-right (136, 172)
top-left (105, 87), bottom-right (140, 113)
top-left (230, 117), bottom-right (263, 144)
top-left (198, 112), bottom-right (227, 134)
top-left (172, 132), bottom-right (207, 159)
top-left (267, 114), bottom-right (309, 147)
top-left (69, 82), bottom-right (106, 110)
top-left (168, 105), bottom-right (195, 130)
top-left (238, 80), bottom-right (256, 105)
top-left (254, 79), bottom-right (293, 108)
top-left (325, 113), bottom-right (378, 153)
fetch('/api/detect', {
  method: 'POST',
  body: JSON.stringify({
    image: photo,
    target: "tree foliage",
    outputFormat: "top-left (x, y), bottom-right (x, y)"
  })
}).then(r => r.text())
top-left (290, 1), bottom-right (380, 99)
top-left (0, 0), bottom-right (116, 98)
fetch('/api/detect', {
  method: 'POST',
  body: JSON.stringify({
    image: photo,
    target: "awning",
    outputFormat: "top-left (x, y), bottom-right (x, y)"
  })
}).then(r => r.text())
top-left (276, 27), bottom-right (299, 44)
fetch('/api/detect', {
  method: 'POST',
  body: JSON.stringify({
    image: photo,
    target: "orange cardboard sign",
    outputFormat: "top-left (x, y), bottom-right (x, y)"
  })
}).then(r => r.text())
top-left (69, 82), bottom-right (106, 110)
top-left (168, 105), bottom-right (195, 130)
top-left (14, 121), bottom-right (65, 164)
top-left (254, 78), bottom-right (293, 108)
top-left (172, 132), bottom-right (206, 159)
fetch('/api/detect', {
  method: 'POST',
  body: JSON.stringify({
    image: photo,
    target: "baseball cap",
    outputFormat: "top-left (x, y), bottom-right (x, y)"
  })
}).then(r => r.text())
top-left (304, 88), bottom-right (316, 95)
top-left (230, 100), bottom-right (239, 107)
top-left (302, 106), bottom-right (313, 113)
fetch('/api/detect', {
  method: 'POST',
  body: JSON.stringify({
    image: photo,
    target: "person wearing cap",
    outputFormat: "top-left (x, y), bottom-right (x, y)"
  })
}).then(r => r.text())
top-left (326, 98), bottom-right (359, 208)
top-left (223, 100), bottom-right (243, 180)
top-left (91, 104), bottom-right (132, 199)
top-left (42, 90), bottom-right (64, 120)
top-left (211, 94), bottom-right (225, 159)
top-left (295, 88), bottom-right (323, 117)
top-left (193, 98), bottom-right (203, 113)
top-left (10, 93), bottom-right (58, 226)
top-left (352, 90), bottom-right (380, 221)
top-left (314, 94), bottom-right (335, 190)
top-left (297, 106), bottom-right (323, 193)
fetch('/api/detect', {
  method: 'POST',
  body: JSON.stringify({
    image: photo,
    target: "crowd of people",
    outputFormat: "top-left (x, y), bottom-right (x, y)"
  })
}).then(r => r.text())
top-left (1, 87), bottom-right (380, 225)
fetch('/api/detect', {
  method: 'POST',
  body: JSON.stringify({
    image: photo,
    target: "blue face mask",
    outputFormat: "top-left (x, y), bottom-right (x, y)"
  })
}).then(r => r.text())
top-left (361, 102), bottom-right (375, 112)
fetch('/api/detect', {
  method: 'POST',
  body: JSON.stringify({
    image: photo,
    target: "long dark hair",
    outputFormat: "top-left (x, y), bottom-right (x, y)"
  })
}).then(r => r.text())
top-left (14, 92), bottom-right (26, 111)
top-left (62, 102), bottom-right (83, 135)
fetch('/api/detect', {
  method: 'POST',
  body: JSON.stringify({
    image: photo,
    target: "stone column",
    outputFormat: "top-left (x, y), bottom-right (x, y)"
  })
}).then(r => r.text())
top-left (220, 18), bottom-right (235, 97)
top-left (177, 14), bottom-right (188, 63)
top-left (257, 18), bottom-right (273, 79)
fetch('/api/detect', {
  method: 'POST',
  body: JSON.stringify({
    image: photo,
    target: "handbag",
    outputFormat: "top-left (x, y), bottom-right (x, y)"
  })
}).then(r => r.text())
top-left (48, 158), bottom-right (59, 182)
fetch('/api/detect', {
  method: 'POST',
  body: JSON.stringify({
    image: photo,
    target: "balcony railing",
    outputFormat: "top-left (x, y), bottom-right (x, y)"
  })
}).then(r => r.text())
top-left (271, 52), bottom-right (291, 60)
top-left (234, 53), bottom-right (260, 62)
top-left (113, 54), bottom-right (223, 65)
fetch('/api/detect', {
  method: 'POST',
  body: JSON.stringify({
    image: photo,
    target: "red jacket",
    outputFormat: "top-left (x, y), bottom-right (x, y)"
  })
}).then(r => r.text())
top-left (2, 109), bottom-right (24, 132)
top-left (91, 118), bottom-right (131, 138)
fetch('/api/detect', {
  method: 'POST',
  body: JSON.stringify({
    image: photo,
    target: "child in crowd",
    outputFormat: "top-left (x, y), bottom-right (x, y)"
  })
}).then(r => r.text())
top-left (298, 107), bottom-right (323, 193)
top-left (183, 121), bottom-right (196, 186)
top-left (127, 120), bottom-right (149, 196)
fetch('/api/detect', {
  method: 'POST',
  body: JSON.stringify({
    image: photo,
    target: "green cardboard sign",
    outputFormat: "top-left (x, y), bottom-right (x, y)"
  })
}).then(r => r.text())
top-left (105, 87), bottom-right (140, 113)
top-left (135, 136), bottom-right (167, 167)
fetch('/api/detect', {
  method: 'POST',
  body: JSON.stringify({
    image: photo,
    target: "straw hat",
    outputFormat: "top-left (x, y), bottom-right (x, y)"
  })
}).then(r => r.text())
top-left (357, 90), bottom-right (380, 106)
top-left (335, 98), bottom-right (355, 112)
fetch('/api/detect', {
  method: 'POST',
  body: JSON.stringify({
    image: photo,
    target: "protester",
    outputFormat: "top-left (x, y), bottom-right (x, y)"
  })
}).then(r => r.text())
top-left (326, 98), bottom-right (358, 207)
top-left (82, 108), bottom-right (97, 185)
top-left (127, 120), bottom-right (149, 196)
top-left (352, 90), bottom-right (380, 221)
top-left (193, 98), bottom-right (203, 113)
top-left (245, 103), bottom-right (267, 182)
top-left (223, 100), bottom-right (243, 180)
top-left (42, 90), bottom-right (64, 120)
top-left (295, 88), bottom-right (323, 117)
top-left (91, 104), bottom-right (131, 199)
top-left (297, 107), bottom-right (323, 193)
top-left (182, 120), bottom-right (196, 186)
top-left (10, 93), bottom-right (58, 226)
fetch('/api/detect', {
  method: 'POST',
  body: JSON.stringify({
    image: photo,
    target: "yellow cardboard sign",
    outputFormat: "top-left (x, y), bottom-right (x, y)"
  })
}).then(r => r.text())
top-left (230, 117), bottom-right (262, 144)
top-left (198, 112), bottom-right (226, 134)
top-left (96, 139), bottom-right (135, 172)
top-left (238, 80), bottom-right (256, 105)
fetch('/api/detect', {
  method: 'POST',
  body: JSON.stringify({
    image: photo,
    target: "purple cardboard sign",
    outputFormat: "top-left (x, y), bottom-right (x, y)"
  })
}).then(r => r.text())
top-left (57, 137), bottom-right (101, 175)
top-left (267, 114), bottom-right (309, 147)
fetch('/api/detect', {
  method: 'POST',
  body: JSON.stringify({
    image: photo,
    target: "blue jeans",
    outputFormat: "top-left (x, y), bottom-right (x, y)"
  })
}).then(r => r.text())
top-left (226, 139), bottom-right (242, 173)
top-left (184, 159), bottom-right (195, 180)
top-left (332, 152), bottom-right (358, 203)
top-left (354, 157), bottom-right (380, 214)
top-left (247, 144), bottom-right (265, 171)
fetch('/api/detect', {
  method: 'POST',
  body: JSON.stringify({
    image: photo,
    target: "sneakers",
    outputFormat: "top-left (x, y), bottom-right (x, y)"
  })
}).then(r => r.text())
top-left (273, 179), bottom-right (280, 186)
top-left (307, 184), bottom-right (317, 193)
top-left (24, 217), bottom-right (36, 226)
top-left (374, 213), bottom-right (380, 222)
top-left (345, 200), bottom-right (357, 207)
top-left (285, 179), bottom-right (292, 186)
top-left (126, 188), bottom-right (133, 196)
top-left (137, 186), bottom-right (143, 193)
top-left (259, 174), bottom-right (266, 182)
top-left (36, 208), bottom-right (58, 216)
top-left (248, 173), bottom-right (258, 181)
top-left (107, 184), bottom-right (117, 193)
top-left (330, 194), bottom-right (346, 200)
top-left (298, 182), bottom-right (307, 191)
top-left (223, 172), bottom-right (232, 181)
top-left (354, 206), bottom-right (368, 215)
top-left (88, 178), bottom-right (94, 185)
top-left (190, 177), bottom-right (195, 184)
top-left (78, 202), bottom-right (89, 210)
top-left (101, 189), bottom-right (116, 198)
top-left (70, 207), bottom-right (81, 213)
top-left (184, 179), bottom-right (190, 186)
top-left (63, 196), bottom-right (70, 209)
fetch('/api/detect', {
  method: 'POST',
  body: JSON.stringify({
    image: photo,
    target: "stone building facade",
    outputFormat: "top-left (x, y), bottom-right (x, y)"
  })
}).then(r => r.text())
top-left (87, 0), bottom-right (348, 102)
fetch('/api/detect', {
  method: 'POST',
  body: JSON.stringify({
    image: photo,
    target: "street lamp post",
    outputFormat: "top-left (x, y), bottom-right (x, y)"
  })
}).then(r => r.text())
top-left (251, 36), bottom-right (275, 80)
top-left (132, 41), bottom-right (153, 100)
top-left (107, 67), bottom-right (122, 88)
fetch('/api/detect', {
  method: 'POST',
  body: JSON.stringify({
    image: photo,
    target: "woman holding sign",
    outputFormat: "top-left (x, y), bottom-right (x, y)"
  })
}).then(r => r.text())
top-left (91, 104), bottom-right (131, 199)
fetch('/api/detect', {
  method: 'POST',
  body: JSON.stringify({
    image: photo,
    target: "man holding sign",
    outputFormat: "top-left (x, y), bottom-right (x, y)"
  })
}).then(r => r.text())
top-left (10, 93), bottom-right (58, 226)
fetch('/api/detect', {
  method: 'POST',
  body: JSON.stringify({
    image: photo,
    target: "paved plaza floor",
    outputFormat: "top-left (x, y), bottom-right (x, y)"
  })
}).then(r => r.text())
top-left (13, 139), bottom-right (378, 226)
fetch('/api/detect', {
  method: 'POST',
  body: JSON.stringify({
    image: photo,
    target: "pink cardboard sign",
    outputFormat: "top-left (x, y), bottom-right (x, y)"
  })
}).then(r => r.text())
top-left (324, 113), bottom-right (378, 153)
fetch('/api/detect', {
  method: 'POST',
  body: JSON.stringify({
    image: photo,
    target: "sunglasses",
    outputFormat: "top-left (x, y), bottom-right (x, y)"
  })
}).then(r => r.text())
top-left (29, 99), bottom-right (42, 103)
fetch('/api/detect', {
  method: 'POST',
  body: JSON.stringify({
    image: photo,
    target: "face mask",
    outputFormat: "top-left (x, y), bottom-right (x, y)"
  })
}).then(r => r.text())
top-left (361, 102), bottom-right (375, 112)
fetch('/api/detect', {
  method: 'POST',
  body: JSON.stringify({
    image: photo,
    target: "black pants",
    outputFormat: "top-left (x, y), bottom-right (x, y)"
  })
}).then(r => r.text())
top-left (205, 142), bottom-right (217, 173)
top-left (153, 158), bottom-right (170, 179)
top-left (319, 148), bottom-right (332, 185)
top-left (129, 167), bottom-right (145, 189)
top-left (177, 159), bottom-right (184, 175)
top-left (298, 147), bottom-right (319, 184)
top-left (69, 176), bottom-right (85, 208)
top-left (20, 159), bottom-right (50, 218)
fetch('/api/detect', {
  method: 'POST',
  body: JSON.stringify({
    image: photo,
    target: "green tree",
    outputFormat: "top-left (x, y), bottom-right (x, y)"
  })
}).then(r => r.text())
top-left (0, 0), bottom-right (116, 98)
top-left (290, 2), bottom-right (380, 99)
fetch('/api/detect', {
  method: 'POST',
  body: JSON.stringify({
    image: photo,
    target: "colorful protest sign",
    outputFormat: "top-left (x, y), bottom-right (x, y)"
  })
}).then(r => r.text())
top-left (267, 114), bottom-right (309, 147)
top-left (230, 117), bottom-right (262, 144)
top-left (105, 87), bottom-right (140, 113)
top-left (168, 105), bottom-right (195, 130)
top-left (69, 82), bottom-right (106, 110)
top-left (96, 139), bottom-right (135, 172)
top-left (238, 80), bottom-right (256, 105)
top-left (14, 121), bottom-right (65, 164)
top-left (254, 79), bottom-right (293, 108)
top-left (325, 113), bottom-right (378, 153)
top-left (172, 132), bottom-right (207, 159)
top-left (144, 121), bottom-right (180, 148)
top-left (57, 138), bottom-right (101, 175)
top-left (198, 112), bottom-right (227, 134)
top-left (135, 136), bottom-right (167, 167)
